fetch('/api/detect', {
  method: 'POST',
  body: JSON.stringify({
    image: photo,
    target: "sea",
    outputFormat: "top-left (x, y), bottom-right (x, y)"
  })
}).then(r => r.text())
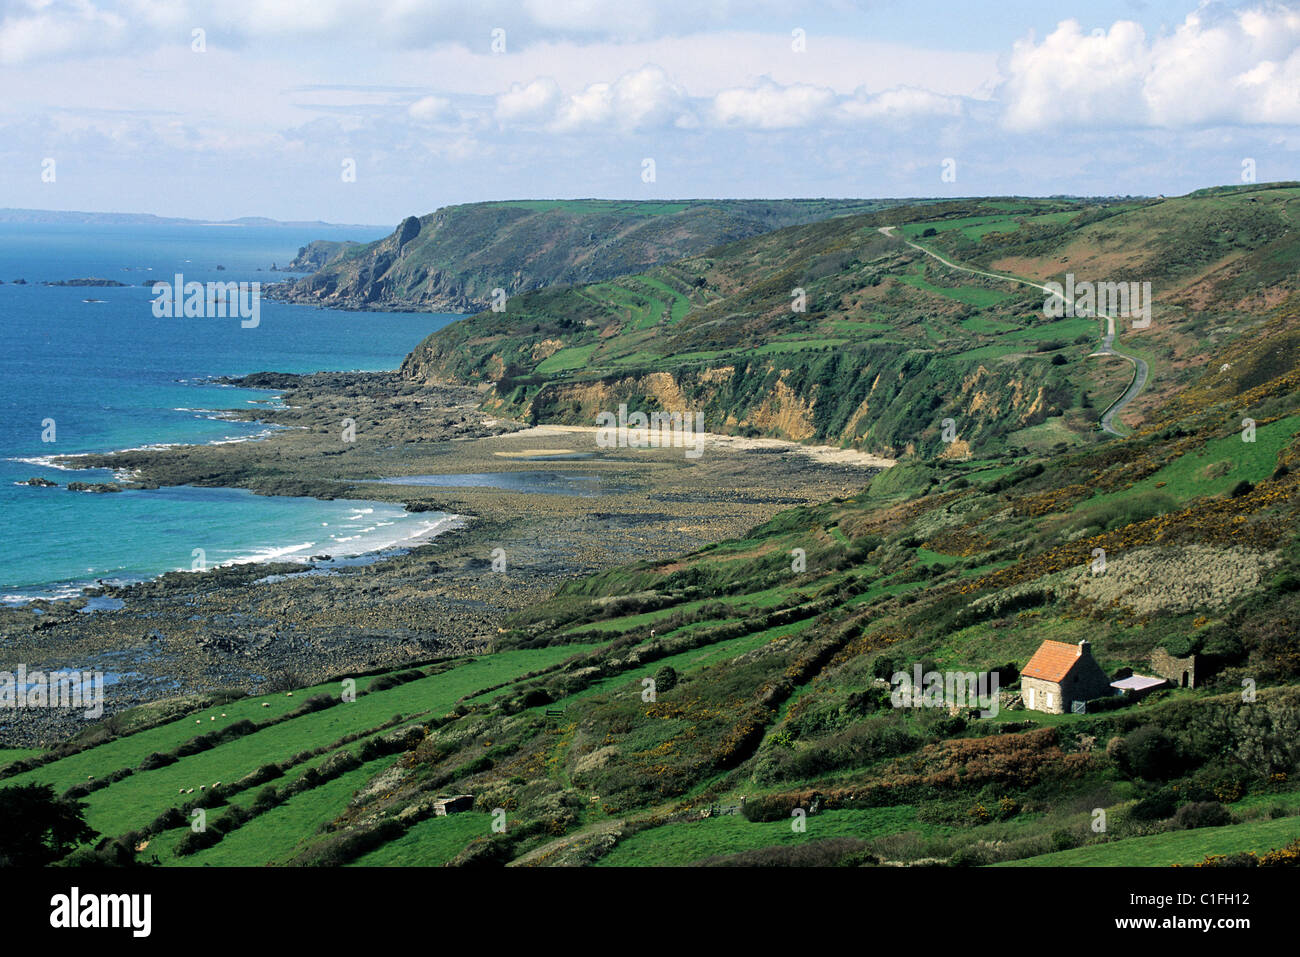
top-left (0, 221), bottom-right (462, 604)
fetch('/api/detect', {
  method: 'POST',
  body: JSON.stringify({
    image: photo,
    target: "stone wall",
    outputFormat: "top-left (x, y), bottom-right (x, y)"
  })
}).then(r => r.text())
top-left (1022, 675), bottom-right (1064, 714)
top-left (1151, 648), bottom-right (1200, 689)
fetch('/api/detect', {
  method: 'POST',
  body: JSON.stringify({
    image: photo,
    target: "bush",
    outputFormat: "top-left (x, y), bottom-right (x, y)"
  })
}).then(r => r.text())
top-left (653, 665), bottom-right (678, 694)
top-left (1130, 788), bottom-right (1177, 821)
top-left (138, 751), bottom-right (177, 771)
top-left (1112, 725), bottom-right (1184, 780)
top-left (933, 715), bottom-right (967, 737)
top-left (741, 791), bottom-right (820, 823)
top-left (174, 825), bottom-right (223, 856)
top-left (176, 719), bottom-right (257, 757)
top-left (1174, 801), bottom-right (1231, 830)
top-left (239, 763), bottom-right (284, 789)
top-left (251, 785), bottom-right (282, 811)
top-left (217, 805), bottom-right (254, 831)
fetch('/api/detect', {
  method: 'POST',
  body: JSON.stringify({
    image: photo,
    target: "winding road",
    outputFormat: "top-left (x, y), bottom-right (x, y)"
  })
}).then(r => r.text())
top-left (877, 226), bottom-right (1148, 437)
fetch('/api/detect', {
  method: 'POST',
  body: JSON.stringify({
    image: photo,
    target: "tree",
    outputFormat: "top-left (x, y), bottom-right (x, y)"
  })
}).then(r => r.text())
top-left (0, 783), bottom-right (97, 866)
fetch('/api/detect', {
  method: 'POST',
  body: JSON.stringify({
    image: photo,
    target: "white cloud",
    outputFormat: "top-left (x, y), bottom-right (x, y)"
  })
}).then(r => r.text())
top-left (1002, 5), bottom-right (1300, 130)
top-left (712, 78), bottom-right (836, 129)
top-left (0, 0), bottom-right (867, 63)
top-left (553, 65), bottom-right (688, 131)
top-left (496, 65), bottom-right (689, 131)
top-left (408, 94), bottom-right (456, 124)
top-left (0, 0), bottom-right (128, 65)
top-left (494, 77), bottom-right (563, 125)
top-left (839, 86), bottom-right (964, 122)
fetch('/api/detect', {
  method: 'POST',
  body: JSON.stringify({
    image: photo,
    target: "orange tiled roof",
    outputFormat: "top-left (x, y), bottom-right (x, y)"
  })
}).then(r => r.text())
top-left (1022, 640), bottom-right (1083, 684)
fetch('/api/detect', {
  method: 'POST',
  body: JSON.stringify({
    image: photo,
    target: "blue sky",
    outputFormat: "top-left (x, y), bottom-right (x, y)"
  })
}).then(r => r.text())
top-left (0, 0), bottom-right (1296, 224)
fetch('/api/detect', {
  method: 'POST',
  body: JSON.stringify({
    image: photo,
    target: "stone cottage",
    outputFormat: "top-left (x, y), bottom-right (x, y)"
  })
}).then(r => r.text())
top-left (1021, 639), bottom-right (1112, 714)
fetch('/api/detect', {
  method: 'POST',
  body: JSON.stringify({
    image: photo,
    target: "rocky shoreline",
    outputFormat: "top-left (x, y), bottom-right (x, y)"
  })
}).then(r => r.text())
top-left (0, 371), bottom-right (884, 747)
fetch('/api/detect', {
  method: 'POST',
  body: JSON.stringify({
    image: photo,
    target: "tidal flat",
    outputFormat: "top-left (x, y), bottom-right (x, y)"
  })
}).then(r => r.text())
top-left (0, 371), bottom-right (883, 746)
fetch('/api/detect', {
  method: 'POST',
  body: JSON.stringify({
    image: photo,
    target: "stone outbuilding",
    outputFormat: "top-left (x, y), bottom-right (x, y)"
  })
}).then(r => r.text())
top-left (1150, 648), bottom-right (1201, 689)
top-left (1021, 639), bottom-right (1113, 714)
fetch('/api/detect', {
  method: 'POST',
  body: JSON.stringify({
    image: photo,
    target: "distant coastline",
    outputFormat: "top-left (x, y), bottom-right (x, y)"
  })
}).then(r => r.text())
top-left (0, 207), bottom-right (386, 229)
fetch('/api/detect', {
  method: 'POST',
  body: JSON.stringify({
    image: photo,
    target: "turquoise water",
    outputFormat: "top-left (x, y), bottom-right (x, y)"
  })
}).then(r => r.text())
top-left (0, 223), bottom-right (462, 601)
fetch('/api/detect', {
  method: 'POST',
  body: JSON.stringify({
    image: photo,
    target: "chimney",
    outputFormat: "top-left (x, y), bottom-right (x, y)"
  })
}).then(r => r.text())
top-left (1078, 640), bottom-right (1091, 658)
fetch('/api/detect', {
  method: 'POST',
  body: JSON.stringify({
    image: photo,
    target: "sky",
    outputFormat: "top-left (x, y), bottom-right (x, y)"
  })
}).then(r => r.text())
top-left (0, 0), bottom-right (1297, 224)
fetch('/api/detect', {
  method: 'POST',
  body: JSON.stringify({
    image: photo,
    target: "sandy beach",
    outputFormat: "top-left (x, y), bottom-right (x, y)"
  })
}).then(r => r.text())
top-left (0, 370), bottom-right (891, 746)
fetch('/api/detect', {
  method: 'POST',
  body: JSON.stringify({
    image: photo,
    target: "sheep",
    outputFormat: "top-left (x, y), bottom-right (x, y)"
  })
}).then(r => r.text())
top-left (261, 702), bottom-right (270, 708)
top-left (178, 788), bottom-right (185, 795)
top-left (212, 781), bottom-right (221, 789)
top-left (220, 713), bottom-right (227, 717)
top-left (286, 692), bottom-right (293, 697)
top-left (199, 785), bottom-right (205, 791)
top-left (210, 716), bottom-right (216, 721)
top-left (186, 788), bottom-right (194, 794)
top-left (195, 719), bottom-right (201, 724)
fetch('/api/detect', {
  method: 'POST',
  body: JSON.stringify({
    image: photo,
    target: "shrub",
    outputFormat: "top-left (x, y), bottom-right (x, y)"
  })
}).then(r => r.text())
top-left (934, 715), bottom-right (967, 737)
top-left (1112, 725), bottom-right (1184, 780)
top-left (174, 825), bottom-right (223, 856)
top-left (1131, 788), bottom-right (1178, 821)
top-left (741, 791), bottom-right (820, 823)
top-left (1174, 801), bottom-right (1231, 830)
top-left (217, 805), bottom-right (254, 831)
top-left (653, 665), bottom-right (678, 694)
top-left (1051, 828), bottom-right (1079, 852)
top-left (251, 786), bottom-right (282, 811)
top-left (951, 843), bottom-right (998, 866)
top-left (518, 688), bottom-right (552, 708)
top-left (138, 751), bottom-right (177, 771)
top-left (176, 719), bottom-right (257, 757)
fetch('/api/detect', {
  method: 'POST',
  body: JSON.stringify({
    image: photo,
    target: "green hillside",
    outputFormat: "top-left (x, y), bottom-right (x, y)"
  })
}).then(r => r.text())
top-left (402, 186), bottom-right (1300, 459)
top-left (7, 188), bottom-right (1300, 869)
top-left (268, 198), bottom-right (910, 314)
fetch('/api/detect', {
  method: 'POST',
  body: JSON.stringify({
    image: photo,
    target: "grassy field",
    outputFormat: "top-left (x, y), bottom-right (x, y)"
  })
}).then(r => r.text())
top-left (595, 806), bottom-right (920, 866)
top-left (1003, 815), bottom-right (1300, 867)
top-left (0, 748), bottom-right (40, 768)
top-left (900, 210), bottom-right (1080, 241)
top-left (897, 262), bottom-right (1015, 307)
top-left (350, 811), bottom-right (493, 866)
top-left (171, 757), bottom-right (393, 866)
top-left (1102, 413), bottom-right (1299, 504)
top-left (8, 645), bottom-right (599, 840)
top-left (535, 343), bottom-right (599, 373)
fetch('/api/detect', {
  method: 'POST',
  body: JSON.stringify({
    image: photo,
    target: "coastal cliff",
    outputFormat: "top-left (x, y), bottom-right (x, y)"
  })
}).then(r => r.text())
top-left (265, 198), bottom-right (897, 313)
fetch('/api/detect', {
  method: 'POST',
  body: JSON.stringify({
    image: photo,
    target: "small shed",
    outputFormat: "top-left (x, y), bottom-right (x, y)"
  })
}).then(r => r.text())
top-left (1110, 674), bottom-right (1169, 701)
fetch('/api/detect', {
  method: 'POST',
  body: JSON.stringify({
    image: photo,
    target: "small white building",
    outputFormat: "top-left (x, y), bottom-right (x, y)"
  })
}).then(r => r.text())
top-left (1110, 674), bottom-right (1168, 701)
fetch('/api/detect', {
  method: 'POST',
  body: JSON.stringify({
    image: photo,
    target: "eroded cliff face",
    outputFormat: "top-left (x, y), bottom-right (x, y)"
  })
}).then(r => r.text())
top-left (406, 349), bottom-right (1062, 458)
